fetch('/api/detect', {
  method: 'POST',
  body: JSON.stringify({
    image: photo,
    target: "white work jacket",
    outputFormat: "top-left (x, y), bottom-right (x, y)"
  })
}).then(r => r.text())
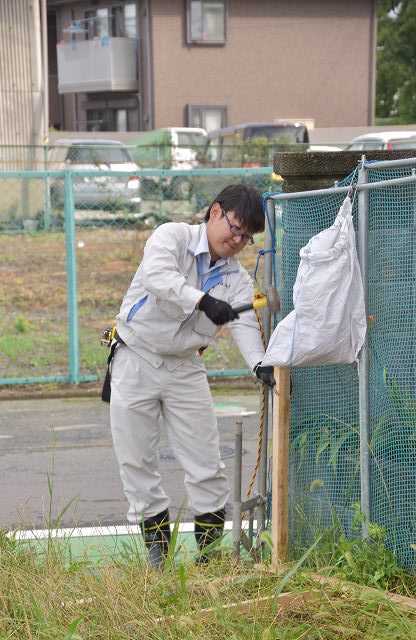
top-left (116, 222), bottom-right (265, 368)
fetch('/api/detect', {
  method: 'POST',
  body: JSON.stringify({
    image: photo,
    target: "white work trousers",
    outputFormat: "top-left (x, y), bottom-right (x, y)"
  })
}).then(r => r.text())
top-left (110, 345), bottom-right (229, 523)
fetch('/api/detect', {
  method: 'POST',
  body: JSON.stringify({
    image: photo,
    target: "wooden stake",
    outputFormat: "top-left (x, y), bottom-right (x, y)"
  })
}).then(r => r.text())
top-left (271, 366), bottom-right (291, 566)
top-left (310, 573), bottom-right (416, 610)
top-left (155, 590), bottom-right (315, 624)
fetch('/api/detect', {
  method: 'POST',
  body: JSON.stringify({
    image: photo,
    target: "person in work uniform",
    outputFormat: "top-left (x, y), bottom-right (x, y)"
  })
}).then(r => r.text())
top-left (109, 183), bottom-right (275, 567)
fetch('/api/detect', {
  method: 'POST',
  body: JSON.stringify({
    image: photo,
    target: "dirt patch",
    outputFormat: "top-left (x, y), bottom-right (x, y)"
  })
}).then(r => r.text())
top-left (0, 226), bottom-right (267, 384)
top-left (0, 377), bottom-right (258, 401)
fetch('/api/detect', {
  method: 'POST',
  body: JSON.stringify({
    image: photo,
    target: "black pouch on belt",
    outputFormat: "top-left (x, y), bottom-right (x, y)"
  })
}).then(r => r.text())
top-left (101, 333), bottom-right (124, 403)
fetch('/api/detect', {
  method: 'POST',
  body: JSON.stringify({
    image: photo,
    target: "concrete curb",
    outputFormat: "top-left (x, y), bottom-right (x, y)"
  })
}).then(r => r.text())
top-left (0, 377), bottom-right (259, 401)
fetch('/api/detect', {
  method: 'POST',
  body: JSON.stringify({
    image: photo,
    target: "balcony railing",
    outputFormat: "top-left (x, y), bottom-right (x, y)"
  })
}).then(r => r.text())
top-left (57, 37), bottom-right (138, 94)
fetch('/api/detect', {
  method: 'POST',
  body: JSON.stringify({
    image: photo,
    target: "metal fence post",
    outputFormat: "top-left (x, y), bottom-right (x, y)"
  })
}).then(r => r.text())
top-left (357, 156), bottom-right (371, 537)
top-left (64, 169), bottom-right (80, 383)
top-left (43, 144), bottom-right (51, 230)
top-left (233, 419), bottom-right (243, 557)
top-left (255, 196), bottom-right (275, 539)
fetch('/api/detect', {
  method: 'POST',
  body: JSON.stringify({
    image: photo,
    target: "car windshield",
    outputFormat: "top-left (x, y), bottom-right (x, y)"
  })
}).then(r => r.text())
top-left (66, 145), bottom-right (132, 163)
top-left (244, 125), bottom-right (307, 143)
top-left (177, 132), bottom-right (206, 147)
top-left (347, 137), bottom-right (416, 151)
top-left (347, 140), bottom-right (382, 150)
top-left (391, 139), bottom-right (416, 149)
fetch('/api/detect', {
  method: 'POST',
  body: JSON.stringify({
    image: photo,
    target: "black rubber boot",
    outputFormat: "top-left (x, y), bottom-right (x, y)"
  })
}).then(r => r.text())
top-left (139, 509), bottom-right (171, 569)
top-left (194, 508), bottom-right (225, 564)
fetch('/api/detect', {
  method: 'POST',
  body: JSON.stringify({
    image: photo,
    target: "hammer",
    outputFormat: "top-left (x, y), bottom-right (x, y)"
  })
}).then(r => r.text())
top-left (232, 286), bottom-right (280, 315)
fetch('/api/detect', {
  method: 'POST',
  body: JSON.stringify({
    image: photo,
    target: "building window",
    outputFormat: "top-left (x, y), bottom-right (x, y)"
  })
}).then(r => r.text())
top-left (187, 105), bottom-right (227, 131)
top-left (85, 108), bottom-right (139, 132)
top-left (122, 4), bottom-right (137, 38)
top-left (85, 8), bottom-right (109, 39)
top-left (85, 4), bottom-right (137, 39)
top-left (186, 0), bottom-right (226, 44)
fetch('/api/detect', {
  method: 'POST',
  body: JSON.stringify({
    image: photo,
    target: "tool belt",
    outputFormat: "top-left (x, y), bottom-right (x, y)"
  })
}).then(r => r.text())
top-left (101, 327), bottom-right (125, 403)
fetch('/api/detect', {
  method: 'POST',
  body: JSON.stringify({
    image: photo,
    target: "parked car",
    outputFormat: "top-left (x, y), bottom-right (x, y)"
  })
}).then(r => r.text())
top-left (308, 145), bottom-right (342, 152)
top-left (129, 127), bottom-right (207, 199)
top-left (204, 121), bottom-right (310, 167)
top-left (188, 121), bottom-right (309, 211)
top-left (344, 131), bottom-right (416, 151)
top-left (49, 139), bottom-right (141, 212)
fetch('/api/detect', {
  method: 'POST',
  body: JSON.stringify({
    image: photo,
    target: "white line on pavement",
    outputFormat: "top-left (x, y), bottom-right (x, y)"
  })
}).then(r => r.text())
top-left (51, 424), bottom-right (101, 432)
top-left (8, 520), bottom-right (256, 540)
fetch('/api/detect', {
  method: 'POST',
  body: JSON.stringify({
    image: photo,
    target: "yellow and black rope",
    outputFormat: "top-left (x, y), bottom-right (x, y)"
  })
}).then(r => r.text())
top-left (245, 303), bottom-right (267, 503)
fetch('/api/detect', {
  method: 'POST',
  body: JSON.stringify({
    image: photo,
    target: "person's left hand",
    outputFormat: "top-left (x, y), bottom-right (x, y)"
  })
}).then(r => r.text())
top-left (253, 363), bottom-right (275, 386)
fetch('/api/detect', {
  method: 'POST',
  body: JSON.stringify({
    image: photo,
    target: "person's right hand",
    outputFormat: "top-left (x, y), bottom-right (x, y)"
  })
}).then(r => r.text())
top-left (253, 363), bottom-right (275, 386)
top-left (198, 293), bottom-right (239, 325)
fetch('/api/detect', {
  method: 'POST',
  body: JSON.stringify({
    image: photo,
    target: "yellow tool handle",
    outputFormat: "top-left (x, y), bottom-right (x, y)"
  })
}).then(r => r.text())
top-left (233, 296), bottom-right (267, 315)
top-left (252, 296), bottom-right (267, 310)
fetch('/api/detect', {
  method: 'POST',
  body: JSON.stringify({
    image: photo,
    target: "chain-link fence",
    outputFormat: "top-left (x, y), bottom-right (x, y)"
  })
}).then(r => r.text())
top-left (268, 157), bottom-right (416, 570)
top-left (0, 158), bottom-right (276, 385)
top-left (0, 141), bottom-right (285, 232)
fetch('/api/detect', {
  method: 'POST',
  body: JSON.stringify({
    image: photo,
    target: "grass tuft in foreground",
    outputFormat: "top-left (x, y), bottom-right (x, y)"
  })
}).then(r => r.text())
top-left (1, 527), bottom-right (416, 639)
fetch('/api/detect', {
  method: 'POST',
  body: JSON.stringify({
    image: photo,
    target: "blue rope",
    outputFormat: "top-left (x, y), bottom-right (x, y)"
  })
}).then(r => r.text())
top-left (262, 190), bottom-right (280, 239)
top-left (336, 159), bottom-right (379, 189)
top-left (261, 191), bottom-right (280, 314)
top-left (259, 191), bottom-right (282, 534)
top-left (253, 248), bottom-right (274, 282)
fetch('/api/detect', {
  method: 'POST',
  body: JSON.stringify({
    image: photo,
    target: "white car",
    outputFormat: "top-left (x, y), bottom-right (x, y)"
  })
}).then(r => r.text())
top-left (130, 127), bottom-right (207, 199)
top-left (345, 131), bottom-right (416, 151)
top-left (308, 145), bottom-right (343, 152)
top-left (49, 139), bottom-right (141, 212)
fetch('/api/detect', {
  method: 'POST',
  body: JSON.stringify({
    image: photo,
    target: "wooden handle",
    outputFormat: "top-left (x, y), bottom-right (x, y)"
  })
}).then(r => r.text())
top-left (271, 366), bottom-right (291, 566)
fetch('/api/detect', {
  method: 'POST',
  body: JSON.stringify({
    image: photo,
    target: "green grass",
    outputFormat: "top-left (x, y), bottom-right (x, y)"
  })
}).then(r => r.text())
top-left (2, 485), bottom-right (416, 639)
top-left (2, 456), bottom-right (415, 639)
top-left (1, 526), bottom-right (416, 639)
top-left (0, 227), bottom-right (268, 382)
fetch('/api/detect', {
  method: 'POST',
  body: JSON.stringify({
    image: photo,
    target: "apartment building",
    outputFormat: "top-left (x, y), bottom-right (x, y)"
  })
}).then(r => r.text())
top-left (49, 1), bottom-right (377, 132)
top-left (48, 0), bottom-right (377, 133)
top-left (0, 1), bottom-right (44, 149)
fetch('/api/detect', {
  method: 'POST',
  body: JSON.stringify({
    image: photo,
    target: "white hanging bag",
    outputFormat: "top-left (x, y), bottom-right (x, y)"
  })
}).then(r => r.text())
top-left (262, 196), bottom-right (367, 367)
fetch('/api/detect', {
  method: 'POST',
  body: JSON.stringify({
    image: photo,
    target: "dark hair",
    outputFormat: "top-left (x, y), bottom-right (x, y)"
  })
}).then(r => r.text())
top-left (204, 183), bottom-right (264, 234)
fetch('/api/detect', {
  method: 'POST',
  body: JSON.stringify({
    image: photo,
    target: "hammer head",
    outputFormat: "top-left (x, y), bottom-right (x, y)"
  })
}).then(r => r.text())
top-left (265, 286), bottom-right (281, 313)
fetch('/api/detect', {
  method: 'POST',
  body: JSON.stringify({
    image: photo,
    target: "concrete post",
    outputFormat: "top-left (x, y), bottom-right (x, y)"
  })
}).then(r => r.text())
top-left (274, 150), bottom-right (416, 193)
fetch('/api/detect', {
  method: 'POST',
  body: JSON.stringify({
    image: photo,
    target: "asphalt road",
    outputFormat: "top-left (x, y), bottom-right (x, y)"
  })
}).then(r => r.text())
top-left (0, 392), bottom-right (267, 531)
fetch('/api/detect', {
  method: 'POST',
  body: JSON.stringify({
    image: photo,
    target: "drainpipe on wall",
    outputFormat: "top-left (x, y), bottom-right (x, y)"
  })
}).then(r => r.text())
top-left (145, 0), bottom-right (154, 130)
top-left (72, 94), bottom-right (78, 132)
top-left (368, 0), bottom-right (377, 125)
top-left (40, 0), bottom-right (51, 228)
top-left (135, 0), bottom-right (142, 129)
top-left (40, 0), bottom-right (49, 142)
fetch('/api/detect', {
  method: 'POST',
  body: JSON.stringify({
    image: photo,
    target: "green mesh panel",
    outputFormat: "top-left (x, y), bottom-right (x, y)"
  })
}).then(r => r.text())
top-left (274, 163), bottom-right (416, 570)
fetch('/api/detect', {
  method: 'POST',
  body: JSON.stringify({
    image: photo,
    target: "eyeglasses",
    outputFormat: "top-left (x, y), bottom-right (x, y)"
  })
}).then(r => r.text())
top-left (222, 210), bottom-right (254, 245)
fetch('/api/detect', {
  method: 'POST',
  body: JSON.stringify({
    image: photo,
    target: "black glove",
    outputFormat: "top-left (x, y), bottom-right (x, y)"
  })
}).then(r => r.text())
top-left (198, 293), bottom-right (239, 326)
top-left (253, 362), bottom-right (275, 386)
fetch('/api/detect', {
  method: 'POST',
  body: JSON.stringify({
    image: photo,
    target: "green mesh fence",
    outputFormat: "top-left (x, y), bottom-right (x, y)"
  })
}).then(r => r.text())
top-left (0, 156), bottom-right (276, 385)
top-left (273, 159), bottom-right (416, 570)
